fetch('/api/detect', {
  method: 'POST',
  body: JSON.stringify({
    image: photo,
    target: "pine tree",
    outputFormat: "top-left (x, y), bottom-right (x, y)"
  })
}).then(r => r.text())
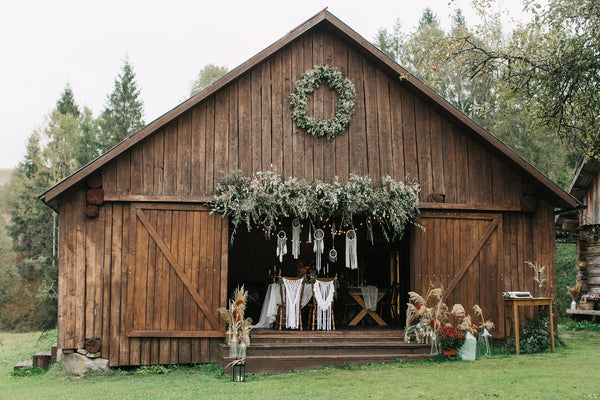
top-left (75, 107), bottom-right (101, 167)
top-left (56, 83), bottom-right (80, 117)
top-left (98, 59), bottom-right (145, 152)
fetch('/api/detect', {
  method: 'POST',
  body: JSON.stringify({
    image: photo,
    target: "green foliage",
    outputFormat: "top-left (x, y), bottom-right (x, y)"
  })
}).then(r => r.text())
top-left (375, 6), bottom-right (580, 188)
top-left (502, 309), bottom-right (551, 354)
top-left (454, 0), bottom-right (600, 159)
top-left (56, 83), bottom-right (80, 117)
top-left (75, 107), bottom-right (102, 167)
top-left (2, 329), bottom-right (600, 399)
top-left (210, 171), bottom-right (421, 242)
top-left (555, 242), bottom-right (577, 321)
top-left (98, 59), bottom-right (145, 151)
top-left (289, 64), bottom-right (356, 140)
top-left (189, 63), bottom-right (228, 97)
top-left (560, 320), bottom-right (600, 332)
top-left (10, 366), bottom-right (47, 378)
top-left (136, 364), bottom-right (178, 375)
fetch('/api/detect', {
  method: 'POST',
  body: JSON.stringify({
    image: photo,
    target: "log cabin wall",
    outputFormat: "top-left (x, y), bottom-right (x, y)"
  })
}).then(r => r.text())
top-left (55, 24), bottom-right (560, 366)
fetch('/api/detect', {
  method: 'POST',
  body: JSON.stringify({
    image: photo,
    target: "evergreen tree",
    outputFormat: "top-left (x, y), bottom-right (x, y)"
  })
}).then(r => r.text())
top-left (189, 63), bottom-right (229, 97)
top-left (56, 83), bottom-right (80, 117)
top-left (75, 107), bottom-right (101, 167)
top-left (98, 59), bottom-right (145, 151)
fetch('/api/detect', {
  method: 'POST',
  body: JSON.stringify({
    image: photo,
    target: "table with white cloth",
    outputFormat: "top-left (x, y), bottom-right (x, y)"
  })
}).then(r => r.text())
top-left (254, 282), bottom-right (313, 328)
top-left (346, 286), bottom-right (388, 326)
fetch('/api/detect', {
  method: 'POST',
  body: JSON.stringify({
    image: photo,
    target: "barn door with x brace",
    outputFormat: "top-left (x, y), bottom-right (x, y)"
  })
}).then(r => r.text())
top-left (411, 212), bottom-right (502, 324)
top-left (126, 203), bottom-right (227, 338)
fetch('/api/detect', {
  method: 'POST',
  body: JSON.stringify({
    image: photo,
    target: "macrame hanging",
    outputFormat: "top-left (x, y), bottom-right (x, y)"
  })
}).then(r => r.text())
top-left (366, 216), bottom-right (374, 246)
top-left (291, 218), bottom-right (301, 259)
top-left (282, 278), bottom-right (304, 329)
top-left (328, 223), bottom-right (337, 263)
top-left (313, 280), bottom-right (335, 330)
top-left (345, 229), bottom-right (358, 270)
top-left (313, 229), bottom-right (325, 273)
top-left (276, 230), bottom-right (287, 263)
top-left (307, 223), bottom-right (313, 244)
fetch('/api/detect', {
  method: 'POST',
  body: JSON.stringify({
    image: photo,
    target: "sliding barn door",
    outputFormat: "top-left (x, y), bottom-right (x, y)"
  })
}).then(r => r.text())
top-left (411, 212), bottom-right (502, 327)
top-left (126, 203), bottom-right (227, 338)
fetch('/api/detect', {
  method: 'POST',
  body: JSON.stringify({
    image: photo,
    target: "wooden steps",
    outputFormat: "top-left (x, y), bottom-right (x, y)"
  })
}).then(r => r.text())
top-left (220, 329), bottom-right (434, 374)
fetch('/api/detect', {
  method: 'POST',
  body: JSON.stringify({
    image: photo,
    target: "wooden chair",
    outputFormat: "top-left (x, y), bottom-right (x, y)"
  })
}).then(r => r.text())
top-left (379, 282), bottom-right (400, 323)
top-left (277, 276), bottom-right (305, 330)
top-left (310, 275), bottom-right (337, 331)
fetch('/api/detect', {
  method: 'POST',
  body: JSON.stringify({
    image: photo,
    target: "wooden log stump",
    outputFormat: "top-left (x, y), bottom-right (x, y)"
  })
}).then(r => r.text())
top-left (86, 205), bottom-right (99, 218)
top-left (86, 188), bottom-right (104, 205)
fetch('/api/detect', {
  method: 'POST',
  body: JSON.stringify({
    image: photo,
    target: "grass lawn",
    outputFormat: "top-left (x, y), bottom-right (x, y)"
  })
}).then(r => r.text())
top-left (1, 328), bottom-right (599, 400)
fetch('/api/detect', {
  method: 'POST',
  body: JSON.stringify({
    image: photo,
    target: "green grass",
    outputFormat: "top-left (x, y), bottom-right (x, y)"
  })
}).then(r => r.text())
top-left (1, 328), bottom-right (599, 399)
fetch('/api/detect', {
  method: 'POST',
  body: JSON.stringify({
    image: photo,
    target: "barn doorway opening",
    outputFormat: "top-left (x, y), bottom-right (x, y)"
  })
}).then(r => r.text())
top-left (226, 216), bottom-right (410, 329)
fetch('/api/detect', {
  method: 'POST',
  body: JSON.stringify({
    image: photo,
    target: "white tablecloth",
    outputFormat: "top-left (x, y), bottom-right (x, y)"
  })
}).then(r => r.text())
top-left (254, 282), bottom-right (313, 328)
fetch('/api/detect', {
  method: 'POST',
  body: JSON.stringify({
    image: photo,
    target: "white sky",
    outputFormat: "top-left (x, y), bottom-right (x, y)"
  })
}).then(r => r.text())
top-left (0, 0), bottom-right (528, 169)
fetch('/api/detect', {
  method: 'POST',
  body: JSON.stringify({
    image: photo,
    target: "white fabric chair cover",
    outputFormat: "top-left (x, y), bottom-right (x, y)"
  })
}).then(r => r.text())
top-left (283, 278), bottom-right (304, 329)
top-left (361, 285), bottom-right (378, 311)
top-left (313, 280), bottom-right (335, 331)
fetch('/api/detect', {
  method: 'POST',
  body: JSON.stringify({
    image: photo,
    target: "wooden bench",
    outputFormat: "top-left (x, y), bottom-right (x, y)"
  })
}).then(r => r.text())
top-left (566, 309), bottom-right (600, 322)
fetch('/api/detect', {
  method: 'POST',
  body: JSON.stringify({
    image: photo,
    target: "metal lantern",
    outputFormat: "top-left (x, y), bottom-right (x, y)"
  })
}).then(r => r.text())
top-left (231, 360), bottom-right (246, 382)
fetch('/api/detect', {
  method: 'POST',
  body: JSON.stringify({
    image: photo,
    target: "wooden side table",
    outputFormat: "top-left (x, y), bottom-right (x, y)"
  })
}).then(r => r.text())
top-left (503, 297), bottom-right (555, 355)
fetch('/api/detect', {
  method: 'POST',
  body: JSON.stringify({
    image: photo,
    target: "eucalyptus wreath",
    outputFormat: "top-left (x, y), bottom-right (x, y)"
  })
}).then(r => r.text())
top-left (289, 64), bottom-right (356, 140)
top-left (209, 170), bottom-right (420, 242)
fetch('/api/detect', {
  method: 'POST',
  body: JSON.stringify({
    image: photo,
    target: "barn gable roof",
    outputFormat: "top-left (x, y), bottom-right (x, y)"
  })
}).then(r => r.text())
top-left (42, 9), bottom-right (577, 210)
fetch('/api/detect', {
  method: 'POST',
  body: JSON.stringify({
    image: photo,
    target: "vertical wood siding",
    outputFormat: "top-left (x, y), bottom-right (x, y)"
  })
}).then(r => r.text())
top-left (99, 28), bottom-right (522, 206)
top-left (56, 26), bottom-right (556, 365)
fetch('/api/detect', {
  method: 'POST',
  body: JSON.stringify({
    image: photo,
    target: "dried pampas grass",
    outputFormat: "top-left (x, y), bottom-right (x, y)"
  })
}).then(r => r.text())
top-left (567, 281), bottom-right (582, 301)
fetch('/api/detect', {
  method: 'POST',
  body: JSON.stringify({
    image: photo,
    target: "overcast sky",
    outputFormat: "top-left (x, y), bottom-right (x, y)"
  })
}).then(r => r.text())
top-left (0, 0), bottom-right (528, 169)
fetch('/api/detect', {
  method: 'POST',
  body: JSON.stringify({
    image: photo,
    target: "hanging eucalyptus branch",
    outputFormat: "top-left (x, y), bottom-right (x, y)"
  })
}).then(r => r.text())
top-left (209, 170), bottom-right (421, 242)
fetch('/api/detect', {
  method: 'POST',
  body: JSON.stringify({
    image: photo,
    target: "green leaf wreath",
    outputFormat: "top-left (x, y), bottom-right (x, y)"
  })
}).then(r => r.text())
top-left (289, 64), bottom-right (356, 139)
top-left (209, 170), bottom-right (420, 242)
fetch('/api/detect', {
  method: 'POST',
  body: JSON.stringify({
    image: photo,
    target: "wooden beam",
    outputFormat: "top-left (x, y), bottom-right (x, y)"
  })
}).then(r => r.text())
top-left (104, 194), bottom-right (214, 203)
top-left (128, 330), bottom-right (223, 338)
top-left (420, 203), bottom-right (521, 212)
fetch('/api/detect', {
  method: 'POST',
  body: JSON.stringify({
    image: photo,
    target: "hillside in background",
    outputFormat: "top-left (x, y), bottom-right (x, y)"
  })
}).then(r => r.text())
top-left (0, 169), bottom-right (13, 188)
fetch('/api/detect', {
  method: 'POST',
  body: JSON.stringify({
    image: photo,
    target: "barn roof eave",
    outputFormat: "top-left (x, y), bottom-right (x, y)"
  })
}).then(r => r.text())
top-left (42, 9), bottom-right (577, 211)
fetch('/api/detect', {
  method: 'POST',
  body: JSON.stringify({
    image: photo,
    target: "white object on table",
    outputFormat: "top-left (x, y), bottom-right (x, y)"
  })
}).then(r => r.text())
top-left (361, 285), bottom-right (378, 311)
top-left (253, 282), bottom-right (313, 329)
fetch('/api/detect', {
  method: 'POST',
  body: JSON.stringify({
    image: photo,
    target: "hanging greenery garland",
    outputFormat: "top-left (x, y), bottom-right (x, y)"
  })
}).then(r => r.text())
top-left (209, 170), bottom-right (421, 242)
top-left (289, 64), bottom-right (356, 140)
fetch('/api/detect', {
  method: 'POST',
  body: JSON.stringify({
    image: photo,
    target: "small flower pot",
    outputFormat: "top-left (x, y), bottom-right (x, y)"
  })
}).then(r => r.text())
top-left (443, 349), bottom-right (456, 356)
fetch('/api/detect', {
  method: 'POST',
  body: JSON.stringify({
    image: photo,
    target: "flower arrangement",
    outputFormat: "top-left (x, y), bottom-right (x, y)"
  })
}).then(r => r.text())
top-left (584, 293), bottom-right (600, 302)
top-left (438, 325), bottom-right (466, 352)
top-left (289, 64), bottom-right (356, 140)
top-left (404, 285), bottom-right (449, 350)
top-left (217, 285), bottom-right (253, 347)
top-left (209, 170), bottom-right (420, 242)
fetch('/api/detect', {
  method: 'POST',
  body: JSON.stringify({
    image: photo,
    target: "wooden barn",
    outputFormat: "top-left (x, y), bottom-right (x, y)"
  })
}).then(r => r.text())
top-left (42, 10), bottom-right (577, 370)
top-left (560, 150), bottom-right (600, 301)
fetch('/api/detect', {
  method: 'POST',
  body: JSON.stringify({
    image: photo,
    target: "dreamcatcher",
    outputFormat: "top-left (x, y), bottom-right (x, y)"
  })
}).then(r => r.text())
top-left (313, 228), bottom-right (325, 273)
top-left (345, 229), bottom-right (358, 270)
top-left (276, 230), bottom-right (287, 263)
top-left (291, 218), bottom-right (301, 259)
top-left (328, 223), bottom-right (338, 263)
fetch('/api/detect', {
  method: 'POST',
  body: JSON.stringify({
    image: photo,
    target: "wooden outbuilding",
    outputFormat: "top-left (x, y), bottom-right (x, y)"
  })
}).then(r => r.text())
top-left (43, 10), bottom-right (577, 368)
top-left (561, 152), bottom-right (600, 296)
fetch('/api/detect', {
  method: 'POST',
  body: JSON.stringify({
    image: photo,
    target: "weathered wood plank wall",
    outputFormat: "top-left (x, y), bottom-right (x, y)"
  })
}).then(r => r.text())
top-left (56, 26), bottom-right (556, 366)
top-left (99, 29), bottom-right (523, 206)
